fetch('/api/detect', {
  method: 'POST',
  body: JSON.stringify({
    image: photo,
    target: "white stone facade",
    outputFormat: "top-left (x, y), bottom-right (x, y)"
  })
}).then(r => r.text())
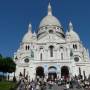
top-left (14, 3), bottom-right (90, 80)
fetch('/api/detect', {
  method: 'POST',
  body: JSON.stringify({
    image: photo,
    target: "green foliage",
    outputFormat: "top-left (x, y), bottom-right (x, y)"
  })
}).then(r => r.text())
top-left (0, 81), bottom-right (16, 90)
top-left (0, 54), bottom-right (2, 59)
top-left (5, 57), bottom-right (16, 73)
top-left (0, 54), bottom-right (16, 74)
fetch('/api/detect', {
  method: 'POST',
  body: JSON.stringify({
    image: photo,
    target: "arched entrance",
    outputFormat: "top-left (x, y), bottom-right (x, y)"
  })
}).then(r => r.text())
top-left (48, 66), bottom-right (57, 80)
top-left (61, 66), bottom-right (69, 79)
top-left (36, 66), bottom-right (44, 78)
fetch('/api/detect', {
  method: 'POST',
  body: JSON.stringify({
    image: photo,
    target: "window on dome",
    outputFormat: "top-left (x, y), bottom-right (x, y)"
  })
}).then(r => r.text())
top-left (49, 45), bottom-right (54, 57)
top-left (60, 47), bottom-right (63, 49)
top-left (49, 30), bottom-right (53, 33)
top-left (57, 27), bottom-right (60, 30)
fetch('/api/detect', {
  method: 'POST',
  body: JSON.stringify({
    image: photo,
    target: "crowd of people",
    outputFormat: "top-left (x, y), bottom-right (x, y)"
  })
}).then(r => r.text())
top-left (17, 75), bottom-right (90, 90)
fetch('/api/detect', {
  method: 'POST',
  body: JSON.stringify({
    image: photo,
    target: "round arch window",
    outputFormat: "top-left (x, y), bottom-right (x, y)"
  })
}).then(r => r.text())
top-left (24, 58), bottom-right (29, 63)
top-left (74, 57), bottom-right (79, 62)
top-left (49, 30), bottom-right (53, 33)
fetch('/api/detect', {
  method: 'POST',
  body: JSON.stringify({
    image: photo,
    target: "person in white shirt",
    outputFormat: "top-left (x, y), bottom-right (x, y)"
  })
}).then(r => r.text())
top-left (66, 82), bottom-right (69, 90)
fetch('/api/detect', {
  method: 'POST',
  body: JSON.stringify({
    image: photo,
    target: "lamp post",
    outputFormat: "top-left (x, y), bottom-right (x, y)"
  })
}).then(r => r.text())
top-left (70, 49), bottom-right (74, 78)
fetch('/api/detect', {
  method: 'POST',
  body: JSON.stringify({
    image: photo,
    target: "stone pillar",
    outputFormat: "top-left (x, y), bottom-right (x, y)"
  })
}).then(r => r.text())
top-left (23, 68), bottom-right (26, 77)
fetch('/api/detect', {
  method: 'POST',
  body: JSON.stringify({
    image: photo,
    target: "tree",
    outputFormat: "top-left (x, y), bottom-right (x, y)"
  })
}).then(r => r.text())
top-left (0, 55), bottom-right (16, 80)
top-left (5, 57), bottom-right (16, 73)
top-left (0, 54), bottom-right (5, 79)
top-left (0, 54), bottom-right (3, 74)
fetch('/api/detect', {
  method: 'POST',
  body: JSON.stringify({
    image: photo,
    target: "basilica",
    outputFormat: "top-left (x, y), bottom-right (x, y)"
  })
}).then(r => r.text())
top-left (13, 3), bottom-right (90, 80)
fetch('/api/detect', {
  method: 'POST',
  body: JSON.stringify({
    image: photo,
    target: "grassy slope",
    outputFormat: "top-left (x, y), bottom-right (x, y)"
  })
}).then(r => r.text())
top-left (0, 81), bottom-right (16, 90)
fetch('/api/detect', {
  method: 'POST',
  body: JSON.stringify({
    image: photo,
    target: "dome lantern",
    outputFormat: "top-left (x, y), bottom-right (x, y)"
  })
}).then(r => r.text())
top-left (69, 21), bottom-right (73, 31)
top-left (48, 3), bottom-right (52, 16)
top-left (28, 23), bottom-right (32, 32)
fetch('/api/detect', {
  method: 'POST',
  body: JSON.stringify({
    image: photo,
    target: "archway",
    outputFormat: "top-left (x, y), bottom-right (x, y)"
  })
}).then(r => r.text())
top-left (61, 66), bottom-right (69, 79)
top-left (36, 66), bottom-right (44, 78)
top-left (48, 66), bottom-right (57, 80)
top-left (49, 45), bottom-right (54, 57)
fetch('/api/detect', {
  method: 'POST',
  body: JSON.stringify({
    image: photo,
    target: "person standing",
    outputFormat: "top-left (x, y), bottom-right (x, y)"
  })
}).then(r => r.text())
top-left (66, 82), bottom-right (69, 90)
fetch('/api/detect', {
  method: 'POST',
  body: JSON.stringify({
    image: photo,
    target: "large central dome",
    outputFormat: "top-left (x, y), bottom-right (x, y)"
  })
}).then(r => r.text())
top-left (39, 3), bottom-right (61, 28)
top-left (39, 15), bottom-right (61, 27)
top-left (37, 3), bottom-right (65, 39)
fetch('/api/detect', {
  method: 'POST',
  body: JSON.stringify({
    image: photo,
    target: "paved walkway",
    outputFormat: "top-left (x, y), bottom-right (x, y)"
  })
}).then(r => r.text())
top-left (17, 83), bottom-right (88, 90)
top-left (16, 79), bottom-right (90, 90)
top-left (46, 84), bottom-right (85, 90)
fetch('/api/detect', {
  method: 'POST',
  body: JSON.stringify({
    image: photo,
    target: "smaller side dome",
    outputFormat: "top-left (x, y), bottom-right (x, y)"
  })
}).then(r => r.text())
top-left (22, 24), bottom-right (33, 43)
top-left (66, 21), bottom-right (80, 41)
top-left (69, 30), bottom-right (80, 41)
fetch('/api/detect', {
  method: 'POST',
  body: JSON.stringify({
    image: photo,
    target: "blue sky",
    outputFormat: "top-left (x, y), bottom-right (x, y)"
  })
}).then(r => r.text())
top-left (0, 0), bottom-right (90, 57)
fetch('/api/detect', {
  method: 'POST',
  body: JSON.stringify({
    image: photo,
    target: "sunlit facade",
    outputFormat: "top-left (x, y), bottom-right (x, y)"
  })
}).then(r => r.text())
top-left (13, 3), bottom-right (90, 80)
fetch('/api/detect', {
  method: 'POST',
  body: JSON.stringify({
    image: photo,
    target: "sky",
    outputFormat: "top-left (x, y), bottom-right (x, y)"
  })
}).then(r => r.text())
top-left (0, 0), bottom-right (90, 57)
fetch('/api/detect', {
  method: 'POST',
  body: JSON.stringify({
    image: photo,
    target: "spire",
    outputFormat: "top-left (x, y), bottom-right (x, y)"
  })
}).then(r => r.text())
top-left (28, 23), bottom-right (32, 33)
top-left (33, 30), bottom-right (36, 37)
top-left (86, 49), bottom-right (90, 59)
top-left (68, 21), bottom-right (74, 31)
top-left (34, 30), bottom-right (36, 34)
top-left (48, 2), bottom-right (52, 15)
